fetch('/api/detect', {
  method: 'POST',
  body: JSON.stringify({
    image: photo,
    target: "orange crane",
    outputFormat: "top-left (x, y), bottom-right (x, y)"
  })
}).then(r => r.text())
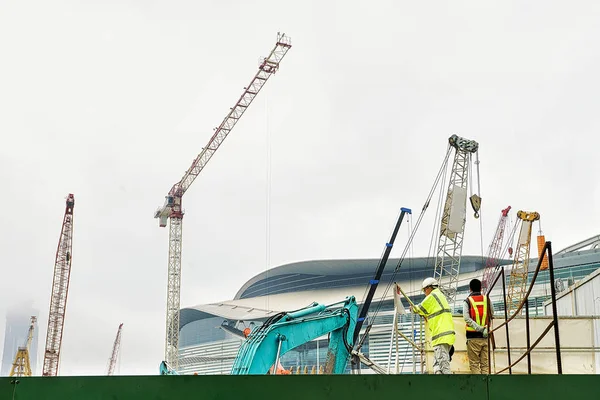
top-left (9, 316), bottom-right (37, 377)
top-left (154, 33), bottom-right (292, 371)
top-left (42, 194), bottom-right (75, 377)
top-left (107, 323), bottom-right (123, 376)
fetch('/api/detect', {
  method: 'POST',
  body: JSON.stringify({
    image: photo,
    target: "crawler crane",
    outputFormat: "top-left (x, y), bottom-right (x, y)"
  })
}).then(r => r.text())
top-left (9, 316), bottom-right (37, 377)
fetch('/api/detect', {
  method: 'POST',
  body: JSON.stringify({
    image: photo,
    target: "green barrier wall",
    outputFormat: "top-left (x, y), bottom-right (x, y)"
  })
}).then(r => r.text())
top-left (0, 375), bottom-right (596, 400)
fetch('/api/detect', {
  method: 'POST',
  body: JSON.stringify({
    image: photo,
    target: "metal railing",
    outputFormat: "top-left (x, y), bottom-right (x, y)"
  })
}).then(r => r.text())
top-left (486, 241), bottom-right (562, 374)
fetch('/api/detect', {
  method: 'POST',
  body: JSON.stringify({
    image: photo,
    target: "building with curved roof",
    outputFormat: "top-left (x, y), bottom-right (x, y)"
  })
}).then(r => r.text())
top-left (177, 237), bottom-right (600, 375)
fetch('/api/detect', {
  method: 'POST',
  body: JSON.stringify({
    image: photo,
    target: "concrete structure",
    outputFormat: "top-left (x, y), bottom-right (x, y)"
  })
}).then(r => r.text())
top-left (178, 239), bottom-right (600, 375)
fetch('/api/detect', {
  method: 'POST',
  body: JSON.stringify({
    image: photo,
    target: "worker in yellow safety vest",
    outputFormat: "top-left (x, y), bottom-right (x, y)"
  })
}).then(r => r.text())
top-left (411, 277), bottom-right (456, 374)
top-left (463, 278), bottom-right (494, 374)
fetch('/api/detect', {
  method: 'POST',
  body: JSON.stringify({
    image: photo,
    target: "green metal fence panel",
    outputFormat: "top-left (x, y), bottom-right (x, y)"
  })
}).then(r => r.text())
top-left (0, 375), bottom-right (485, 400)
top-left (488, 375), bottom-right (600, 400)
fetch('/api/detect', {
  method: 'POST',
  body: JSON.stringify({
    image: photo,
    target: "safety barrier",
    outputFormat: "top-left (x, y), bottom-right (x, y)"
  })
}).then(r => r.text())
top-left (486, 240), bottom-right (562, 374)
top-left (1, 374), bottom-right (598, 400)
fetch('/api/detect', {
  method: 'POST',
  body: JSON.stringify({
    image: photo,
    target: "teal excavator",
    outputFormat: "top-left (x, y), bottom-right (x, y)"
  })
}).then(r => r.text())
top-left (160, 207), bottom-right (411, 375)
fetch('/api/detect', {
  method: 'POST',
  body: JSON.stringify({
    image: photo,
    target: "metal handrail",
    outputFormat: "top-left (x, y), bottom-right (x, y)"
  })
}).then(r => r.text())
top-left (485, 241), bottom-right (562, 374)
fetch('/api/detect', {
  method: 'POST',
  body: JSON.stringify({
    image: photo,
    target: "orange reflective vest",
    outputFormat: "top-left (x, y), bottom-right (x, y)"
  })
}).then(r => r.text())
top-left (466, 294), bottom-right (488, 332)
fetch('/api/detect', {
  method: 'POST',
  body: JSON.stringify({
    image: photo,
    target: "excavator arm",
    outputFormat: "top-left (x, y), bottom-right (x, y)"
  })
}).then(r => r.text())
top-left (230, 296), bottom-right (358, 375)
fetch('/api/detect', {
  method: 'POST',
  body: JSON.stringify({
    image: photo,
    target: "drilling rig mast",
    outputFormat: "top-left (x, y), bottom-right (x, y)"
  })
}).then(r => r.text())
top-left (107, 323), bottom-right (124, 376)
top-left (42, 194), bottom-right (75, 377)
top-left (481, 206), bottom-right (511, 293)
top-left (9, 316), bottom-right (37, 377)
top-left (433, 135), bottom-right (480, 307)
top-left (506, 210), bottom-right (540, 315)
top-left (154, 33), bottom-right (292, 370)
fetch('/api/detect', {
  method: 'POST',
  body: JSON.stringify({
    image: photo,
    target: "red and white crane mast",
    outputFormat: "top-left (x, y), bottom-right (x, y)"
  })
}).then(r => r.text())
top-left (154, 33), bottom-right (292, 370)
top-left (42, 194), bottom-right (75, 377)
top-left (481, 206), bottom-right (511, 293)
top-left (107, 323), bottom-right (124, 376)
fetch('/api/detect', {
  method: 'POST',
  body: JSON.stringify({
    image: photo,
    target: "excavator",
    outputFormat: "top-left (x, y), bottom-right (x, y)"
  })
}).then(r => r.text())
top-left (159, 297), bottom-right (358, 376)
top-left (231, 297), bottom-right (358, 375)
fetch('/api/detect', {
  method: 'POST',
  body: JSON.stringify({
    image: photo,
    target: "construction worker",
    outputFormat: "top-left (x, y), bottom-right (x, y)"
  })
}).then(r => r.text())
top-left (411, 277), bottom-right (455, 374)
top-left (463, 278), bottom-right (493, 374)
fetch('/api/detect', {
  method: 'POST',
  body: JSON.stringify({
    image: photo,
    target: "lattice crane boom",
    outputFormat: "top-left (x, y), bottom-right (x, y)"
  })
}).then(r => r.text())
top-left (42, 194), bottom-right (75, 377)
top-left (433, 135), bottom-right (480, 307)
top-left (154, 33), bottom-right (292, 371)
top-left (9, 316), bottom-right (37, 377)
top-left (482, 206), bottom-right (511, 293)
top-left (506, 210), bottom-right (540, 315)
top-left (107, 323), bottom-right (124, 376)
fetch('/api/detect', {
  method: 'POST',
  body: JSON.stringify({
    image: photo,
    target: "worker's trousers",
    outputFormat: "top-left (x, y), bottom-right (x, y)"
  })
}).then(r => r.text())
top-left (467, 338), bottom-right (489, 374)
top-left (432, 343), bottom-right (452, 374)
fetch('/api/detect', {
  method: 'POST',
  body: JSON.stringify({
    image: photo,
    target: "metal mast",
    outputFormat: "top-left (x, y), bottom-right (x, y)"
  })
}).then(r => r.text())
top-left (107, 323), bottom-right (124, 376)
top-left (506, 210), bottom-right (540, 315)
top-left (433, 135), bottom-right (479, 306)
top-left (42, 194), bottom-right (75, 377)
top-left (481, 206), bottom-right (511, 293)
top-left (154, 33), bottom-right (292, 370)
top-left (9, 316), bottom-right (37, 377)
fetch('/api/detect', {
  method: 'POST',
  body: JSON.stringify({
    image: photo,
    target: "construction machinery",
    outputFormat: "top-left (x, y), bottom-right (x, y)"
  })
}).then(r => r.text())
top-left (230, 297), bottom-right (358, 375)
top-left (433, 135), bottom-right (480, 306)
top-left (506, 210), bottom-right (540, 315)
top-left (9, 316), bottom-right (37, 377)
top-left (482, 206), bottom-right (512, 293)
top-left (107, 323), bottom-right (123, 376)
top-left (42, 194), bottom-right (75, 377)
top-left (154, 33), bottom-right (291, 371)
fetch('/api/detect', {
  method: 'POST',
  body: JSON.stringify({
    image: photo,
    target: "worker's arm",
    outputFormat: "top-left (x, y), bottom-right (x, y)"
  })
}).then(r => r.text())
top-left (488, 296), bottom-right (495, 320)
top-left (411, 296), bottom-right (430, 317)
top-left (463, 300), bottom-right (485, 332)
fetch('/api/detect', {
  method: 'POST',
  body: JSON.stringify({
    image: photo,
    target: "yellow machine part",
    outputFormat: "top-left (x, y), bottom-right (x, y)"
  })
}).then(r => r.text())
top-left (9, 347), bottom-right (32, 377)
top-left (538, 235), bottom-right (549, 270)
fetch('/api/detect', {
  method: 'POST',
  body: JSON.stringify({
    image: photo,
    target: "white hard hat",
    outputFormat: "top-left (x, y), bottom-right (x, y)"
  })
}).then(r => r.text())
top-left (422, 277), bottom-right (438, 289)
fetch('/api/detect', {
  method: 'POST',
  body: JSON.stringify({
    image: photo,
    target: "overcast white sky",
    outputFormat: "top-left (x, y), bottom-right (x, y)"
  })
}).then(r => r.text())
top-left (1, 0), bottom-right (599, 376)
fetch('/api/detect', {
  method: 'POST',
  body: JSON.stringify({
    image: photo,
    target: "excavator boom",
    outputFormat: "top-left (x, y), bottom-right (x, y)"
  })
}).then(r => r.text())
top-left (230, 296), bottom-right (358, 375)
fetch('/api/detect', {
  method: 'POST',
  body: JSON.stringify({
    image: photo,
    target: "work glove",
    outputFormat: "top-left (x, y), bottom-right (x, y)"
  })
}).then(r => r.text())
top-left (482, 327), bottom-right (488, 338)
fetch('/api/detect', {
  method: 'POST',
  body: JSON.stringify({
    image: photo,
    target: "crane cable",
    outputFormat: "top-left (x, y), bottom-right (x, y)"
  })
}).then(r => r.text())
top-left (364, 144), bottom-right (453, 326)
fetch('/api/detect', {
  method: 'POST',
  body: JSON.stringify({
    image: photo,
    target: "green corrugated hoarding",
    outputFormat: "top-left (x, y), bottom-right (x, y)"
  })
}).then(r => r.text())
top-left (0, 374), bottom-right (597, 400)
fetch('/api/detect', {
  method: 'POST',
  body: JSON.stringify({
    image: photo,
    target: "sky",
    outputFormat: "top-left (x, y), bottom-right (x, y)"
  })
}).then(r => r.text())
top-left (0, 0), bottom-right (599, 376)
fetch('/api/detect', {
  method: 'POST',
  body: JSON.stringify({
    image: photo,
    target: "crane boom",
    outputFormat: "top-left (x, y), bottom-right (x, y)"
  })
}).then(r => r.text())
top-left (506, 210), bottom-right (540, 315)
top-left (154, 33), bottom-right (292, 371)
top-left (9, 316), bottom-right (37, 377)
top-left (107, 323), bottom-right (124, 376)
top-left (481, 206), bottom-right (511, 293)
top-left (42, 194), bottom-right (75, 377)
top-left (433, 135), bottom-right (479, 307)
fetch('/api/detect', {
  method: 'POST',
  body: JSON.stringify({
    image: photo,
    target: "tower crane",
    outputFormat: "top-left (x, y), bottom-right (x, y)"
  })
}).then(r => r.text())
top-left (506, 210), bottom-right (540, 315)
top-left (42, 193), bottom-right (75, 377)
top-left (9, 316), bottom-right (37, 377)
top-left (107, 323), bottom-right (123, 376)
top-left (154, 33), bottom-right (292, 371)
top-left (481, 206), bottom-right (511, 293)
top-left (433, 135), bottom-right (480, 307)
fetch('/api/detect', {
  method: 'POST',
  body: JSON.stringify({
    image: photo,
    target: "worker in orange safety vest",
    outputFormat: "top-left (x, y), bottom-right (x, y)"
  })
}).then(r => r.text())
top-left (463, 278), bottom-right (494, 374)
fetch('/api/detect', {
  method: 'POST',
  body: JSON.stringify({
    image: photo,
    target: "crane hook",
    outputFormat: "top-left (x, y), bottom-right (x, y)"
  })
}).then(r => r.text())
top-left (469, 194), bottom-right (481, 219)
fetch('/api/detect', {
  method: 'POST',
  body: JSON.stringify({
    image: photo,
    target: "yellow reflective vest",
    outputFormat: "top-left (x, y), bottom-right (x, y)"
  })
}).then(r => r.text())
top-left (414, 288), bottom-right (456, 347)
